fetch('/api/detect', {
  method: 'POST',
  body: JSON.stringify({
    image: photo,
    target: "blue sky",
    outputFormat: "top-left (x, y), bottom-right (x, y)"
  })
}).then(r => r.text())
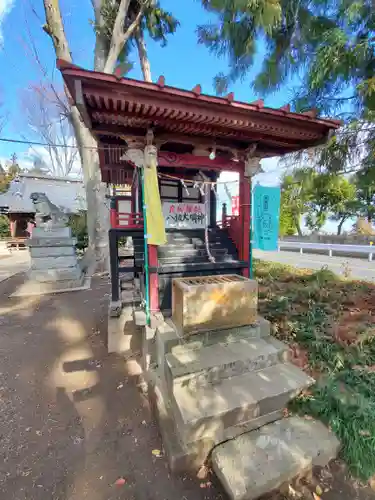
top-left (0, 0), bottom-right (345, 233)
top-left (0, 0), bottom-right (297, 165)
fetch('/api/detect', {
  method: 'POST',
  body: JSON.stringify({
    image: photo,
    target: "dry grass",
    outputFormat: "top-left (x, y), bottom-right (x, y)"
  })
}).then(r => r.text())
top-left (255, 260), bottom-right (375, 480)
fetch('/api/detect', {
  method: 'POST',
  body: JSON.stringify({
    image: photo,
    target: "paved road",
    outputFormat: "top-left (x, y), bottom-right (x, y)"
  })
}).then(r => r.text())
top-left (254, 249), bottom-right (375, 283)
top-left (0, 251), bottom-right (30, 283)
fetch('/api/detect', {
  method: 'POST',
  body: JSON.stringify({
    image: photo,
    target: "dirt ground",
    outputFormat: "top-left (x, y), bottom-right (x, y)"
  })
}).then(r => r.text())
top-left (0, 272), bottom-right (375, 500)
top-left (0, 274), bottom-right (224, 500)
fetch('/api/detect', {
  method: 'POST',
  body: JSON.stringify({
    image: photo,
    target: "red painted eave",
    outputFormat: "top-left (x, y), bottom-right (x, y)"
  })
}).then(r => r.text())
top-left (57, 59), bottom-right (341, 130)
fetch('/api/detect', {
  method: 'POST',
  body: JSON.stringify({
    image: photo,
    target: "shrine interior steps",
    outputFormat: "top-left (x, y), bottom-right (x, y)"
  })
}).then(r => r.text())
top-left (154, 228), bottom-right (247, 310)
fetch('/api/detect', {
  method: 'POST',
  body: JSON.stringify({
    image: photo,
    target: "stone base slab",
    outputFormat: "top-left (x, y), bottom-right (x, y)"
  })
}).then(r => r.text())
top-left (28, 237), bottom-right (77, 247)
top-left (11, 276), bottom-right (91, 297)
top-left (30, 246), bottom-right (76, 258)
top-left (212, 416), bottom-right (340, 500)
top-left (32, 227), bottom-right (71, 238)
top-left (30, 256), bottom-right (79, 270)
top-left (28, 267), bottom-right (82, 282)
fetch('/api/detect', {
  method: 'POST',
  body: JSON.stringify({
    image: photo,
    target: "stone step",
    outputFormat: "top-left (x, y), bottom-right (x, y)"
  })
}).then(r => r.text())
top-left (157, 254), bottom-right (232, 266)
top-left (212, 416), bottom-right (340, 500)
top-left (165, 336), bottom-right (289, 390)
top-left (156, 317), bottom-right (271, 368)
top-left (158, 243), bottom-right (195, 251)
top-left (171, 362), bottom-right (314, 444)
top-left (194, 241), bottom-right (226, 249)
top-left (158, 248), bottom-right (228, 259)
top-left (166, 235), bottom-right (192, 244)
top-left (149, 371), bottom-right (284, 473)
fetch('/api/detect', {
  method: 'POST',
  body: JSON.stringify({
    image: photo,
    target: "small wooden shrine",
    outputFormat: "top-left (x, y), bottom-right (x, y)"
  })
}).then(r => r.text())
top-left (58, 60), bottom-right (340, 313)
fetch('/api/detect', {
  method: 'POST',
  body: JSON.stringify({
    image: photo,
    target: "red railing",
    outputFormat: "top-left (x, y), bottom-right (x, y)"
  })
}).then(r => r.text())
top-left (219, 214), bottom-right (241, 253)
top-left (110, 209), bottom-right (144, 229)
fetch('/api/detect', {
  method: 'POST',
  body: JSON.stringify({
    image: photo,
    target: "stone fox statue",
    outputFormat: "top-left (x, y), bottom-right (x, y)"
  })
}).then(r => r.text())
top-left (30, 192), bottom-right (69, 229)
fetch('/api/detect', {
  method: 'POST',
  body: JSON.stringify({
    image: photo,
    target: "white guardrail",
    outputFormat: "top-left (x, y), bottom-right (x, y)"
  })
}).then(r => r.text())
top-left (278, 241), bottom-right (375, 262)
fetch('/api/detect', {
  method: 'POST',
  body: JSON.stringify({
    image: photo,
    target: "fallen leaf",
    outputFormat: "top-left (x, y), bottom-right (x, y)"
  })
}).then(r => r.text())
top-left (197, 465), bottom-right (208, 480)
top-left (316, 485), bottom-right (323, 496)
top-left (114, 478), bottom-right (126, 486)
top-left (359, 430), bottom-right (371, 437)
top-left (152, 449), bottom-right (162, 457)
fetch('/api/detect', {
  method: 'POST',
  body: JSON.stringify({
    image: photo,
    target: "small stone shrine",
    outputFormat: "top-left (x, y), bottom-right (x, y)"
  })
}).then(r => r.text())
top-left (25, 192), bottom-right (84, 294)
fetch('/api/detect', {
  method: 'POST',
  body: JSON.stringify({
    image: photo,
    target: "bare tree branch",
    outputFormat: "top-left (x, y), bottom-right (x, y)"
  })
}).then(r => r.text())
top-left (136, 27), bottom-right (152, 82)
top-left (20, 83), bottom-right (79, 177)
top-left (103, 0), bottom-right (145, 73)
top-left (43, 0), bottom-right (72, 62)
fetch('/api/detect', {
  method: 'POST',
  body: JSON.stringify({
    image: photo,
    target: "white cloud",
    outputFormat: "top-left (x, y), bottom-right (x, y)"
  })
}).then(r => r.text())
top-left (0, 0), bottom-right (15, 47)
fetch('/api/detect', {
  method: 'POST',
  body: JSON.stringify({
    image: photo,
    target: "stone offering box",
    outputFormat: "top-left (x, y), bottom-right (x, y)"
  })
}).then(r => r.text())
top-left (172, 274), bottom-right (258, 336)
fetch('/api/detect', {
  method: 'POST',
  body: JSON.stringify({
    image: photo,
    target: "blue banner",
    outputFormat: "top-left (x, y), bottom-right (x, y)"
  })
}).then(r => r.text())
top-left (252, 185), bottom-right (281, 251)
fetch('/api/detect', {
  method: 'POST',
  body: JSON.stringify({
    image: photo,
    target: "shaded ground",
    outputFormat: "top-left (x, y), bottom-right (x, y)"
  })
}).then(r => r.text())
top-left (0, 273), bottom-right (224, 500)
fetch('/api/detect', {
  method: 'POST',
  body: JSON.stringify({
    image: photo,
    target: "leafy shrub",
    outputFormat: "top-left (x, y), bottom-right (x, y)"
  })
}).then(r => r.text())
top-left (68, 211), bottom-right (88, 250)
top-left (0, 215), bottom-right (10, 238)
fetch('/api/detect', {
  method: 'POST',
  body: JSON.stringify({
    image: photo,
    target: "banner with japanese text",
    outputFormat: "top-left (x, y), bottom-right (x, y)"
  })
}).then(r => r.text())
top-left (253, 185), bottom-right (281, 251)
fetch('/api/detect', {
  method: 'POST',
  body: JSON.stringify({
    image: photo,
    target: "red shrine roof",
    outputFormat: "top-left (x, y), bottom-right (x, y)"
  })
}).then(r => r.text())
top-left (58, 59), bottom-right (340, 157)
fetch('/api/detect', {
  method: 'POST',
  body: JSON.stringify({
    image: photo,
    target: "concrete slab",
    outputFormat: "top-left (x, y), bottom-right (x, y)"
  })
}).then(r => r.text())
top-left (211, 416), bottom-right (340, 500)
top-left (28, 267), bottom-right (82, 282)
top-left (172, 362), bottom-right (314, 444)
top-left (165, 336), bottom-right (288, 389)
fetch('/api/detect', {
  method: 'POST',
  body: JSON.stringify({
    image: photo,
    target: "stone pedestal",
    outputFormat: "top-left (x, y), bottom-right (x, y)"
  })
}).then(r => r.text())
top-left (25, 226), bottom-right (85, 293)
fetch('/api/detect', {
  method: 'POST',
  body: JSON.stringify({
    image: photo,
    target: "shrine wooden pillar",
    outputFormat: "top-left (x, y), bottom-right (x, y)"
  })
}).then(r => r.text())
top-left (148, 245), bottom-right (159, 312)
top-left (239, 168), bottom-right (251, 277)
top-left (10, 216), bottom-right (16, 238)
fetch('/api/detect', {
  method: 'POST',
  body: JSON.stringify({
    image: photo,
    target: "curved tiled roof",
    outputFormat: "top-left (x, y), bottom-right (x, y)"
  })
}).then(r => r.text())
top-left (0, 173), bottom-right (86, 214)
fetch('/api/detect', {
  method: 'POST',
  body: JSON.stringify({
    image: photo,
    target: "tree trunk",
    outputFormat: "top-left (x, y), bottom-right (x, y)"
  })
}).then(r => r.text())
top-left (136, 29), bottom-right (152, 82)
top-left (293, 215), bottom-right (302, 236)
top-left (43, 0), bottom-right (145, 271)
top-left (337, 216), bottom-right (346, 235)
top-left (43, 0), bottom-right (109, 271)
top-left (69, 107), bottom-right (109, 271)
